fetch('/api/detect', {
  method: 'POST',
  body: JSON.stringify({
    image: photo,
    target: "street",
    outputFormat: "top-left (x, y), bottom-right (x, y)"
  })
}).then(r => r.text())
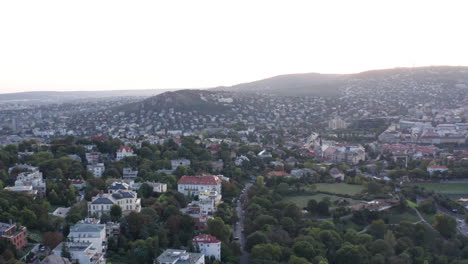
top-left (233, 182), bottom-right (252, 264)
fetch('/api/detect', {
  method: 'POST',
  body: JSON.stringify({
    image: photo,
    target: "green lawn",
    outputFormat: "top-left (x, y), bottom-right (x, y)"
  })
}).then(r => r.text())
top-left (411, 183), bottom-right (468, 195)
top-left (406, 200), bottom-right (417, 208)
top-left (385, 208), bottom-right (420, 224)
top-left (284, 193), bottom-right (362, 208)
top-left (313, 183), bottom-right (365, 196)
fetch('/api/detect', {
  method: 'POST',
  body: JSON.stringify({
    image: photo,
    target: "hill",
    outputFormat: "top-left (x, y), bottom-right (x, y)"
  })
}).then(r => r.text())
top-left (116, 89), bottom-right (232, 114)
top-left (215, 66), bottom-right (468, 97)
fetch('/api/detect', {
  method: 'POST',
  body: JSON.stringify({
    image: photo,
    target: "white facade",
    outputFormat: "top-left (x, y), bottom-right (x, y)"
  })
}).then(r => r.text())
top-left (192, 234), bottom-right (221, 261)
top-left (116, 146), bottom-right (135, 161)
top-left (68, 223), bottom-right (106, 254)
top-left (14, 170), bottom-right (46, 195)
top-left (87, 163), bottom-right (105, 178)
top-left (157, 249), bottom-right (204, 264)
top-left (88, 190), bottom-right (141, 217)
top-left (177, 176), bottom-right (222, 197)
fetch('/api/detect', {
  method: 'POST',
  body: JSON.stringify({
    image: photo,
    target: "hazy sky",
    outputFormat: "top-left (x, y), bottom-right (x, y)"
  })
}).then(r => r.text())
top-left (1, 0), bottom-right (468, 94)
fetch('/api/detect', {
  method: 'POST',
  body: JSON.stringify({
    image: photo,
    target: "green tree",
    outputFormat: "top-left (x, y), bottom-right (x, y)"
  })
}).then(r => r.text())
top-left (368, 219), bottom-right (387, 239)
top-left (206, 217), bottom-right (231, 243)
top-left (288, 255), bottom-right (312, 264)
top-left (246, 232), bottom-right (268, 251)
top-left (250, 243), bottom-right (282, 262)
top-left (139, 183), bottom-right (153, 199)
top-left (433, 213), bottom-right (457, 238)
top-left (110, 204), bottom-right (122, 222)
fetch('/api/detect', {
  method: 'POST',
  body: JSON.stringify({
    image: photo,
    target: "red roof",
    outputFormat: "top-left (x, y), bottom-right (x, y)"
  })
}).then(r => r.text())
top-left (177, 176), bottom-right (220, 185)
top-left (193, 234), bottom-right (221, 244)
top-left (117, 146), bottom-right (133, 153)
top-left (267, 171), bottom-right (290, 177)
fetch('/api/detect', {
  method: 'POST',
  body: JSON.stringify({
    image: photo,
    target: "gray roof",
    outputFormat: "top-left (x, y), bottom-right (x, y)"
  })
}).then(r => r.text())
top-left (157, 249), bottom-right (204, 264)
top-left (69, 224), bottom-right (105, 234)
top-left (91, 197), bottom-right (114, 204)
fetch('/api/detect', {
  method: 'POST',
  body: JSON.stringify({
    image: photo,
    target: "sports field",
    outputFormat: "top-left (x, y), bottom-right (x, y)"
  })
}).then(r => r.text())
top-left (284, 193), bottom-right (362, 208)
top-left (411, 182), bottom-right (468, 196)
top-left (313, 183), bottom-right (365, 195)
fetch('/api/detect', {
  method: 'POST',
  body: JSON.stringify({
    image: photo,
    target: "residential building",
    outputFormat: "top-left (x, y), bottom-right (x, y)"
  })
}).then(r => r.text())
top-left (68, 220), bottom-right (107, 254)
top-left (116, 146), bottom-right (135, 161)
top-left (156, 249), bottom-right (204, 264)
top-left (130, 182), bottom-right (167, 193)
top-left (427, 165), bottom-right (449, 175)
top-left (329, 168), bottom-right (345, 181)
top-left (0, 222), bottom-right (27, 250)
top-left (122, 168), bottom-right (138, 179)
top-left (177, 175), bottom-right (222, 196)
top-left (52, 242), bottom-right (105, 264)
top-left (14, 169), bottom-right (46, 195)
top-left (87, 163), bottom-right (105, 178)
top-left (88, 189), bottom-right (141, 217)
top-left (192, 234), bottom-right (221, 260)
top-left (86, 152), bottom-right (101, 164)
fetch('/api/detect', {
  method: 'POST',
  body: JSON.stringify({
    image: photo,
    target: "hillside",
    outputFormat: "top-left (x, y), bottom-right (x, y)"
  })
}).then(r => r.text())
top-left (215, 66), bottom-right (468, 97)
top-left (116, 89), bottom-right (232, 114)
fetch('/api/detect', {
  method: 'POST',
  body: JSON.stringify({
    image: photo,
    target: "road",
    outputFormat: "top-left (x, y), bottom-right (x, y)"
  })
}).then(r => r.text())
top-left (233, 182), bottom-right (252, 264)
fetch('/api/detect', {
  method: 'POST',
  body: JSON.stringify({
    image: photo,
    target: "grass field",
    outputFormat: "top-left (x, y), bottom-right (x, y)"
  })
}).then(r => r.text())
top-left (406, 200), bottom-right (417, 208)
top-left (386, 208), bottom-right (420, 224)
top-left (410, 183), bottom-right (468, 195)
top-left (313, 183), bottom-right (365, 196)
top-left (284, 193), bottom-right (362, 208)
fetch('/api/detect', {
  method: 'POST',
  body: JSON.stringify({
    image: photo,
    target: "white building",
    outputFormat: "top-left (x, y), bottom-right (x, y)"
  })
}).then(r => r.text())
top-left (156, 249), bottom-right (204, 264)
top-left (52, 242), bottom-right (105, 264)
top-left (14, 169), bottom-right (46, 195)
top-left (122, 168), bottom-right (138, 179)
top-left (130, 182), bottom-right (167, 193)
top-left (427, 165), bottom-right (449, 175)
top-left (68, 220), bottom-right (107, 254)
top-left (88, 190), bottom-right (141, 217)
top-left (116, 146), bottom-right (135, 161)
top-left (177, 176), bottom-right (222, 196)
top-left (192, 234), bottom-right (221, 260)
top-left (87, 163), bottom-right (105, 178)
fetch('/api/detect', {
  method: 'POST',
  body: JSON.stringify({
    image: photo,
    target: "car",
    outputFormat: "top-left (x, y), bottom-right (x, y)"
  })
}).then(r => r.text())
top-left (234, 237), bottom-right (239, 240)
top-left (39, 246), bottom-right (46, 252)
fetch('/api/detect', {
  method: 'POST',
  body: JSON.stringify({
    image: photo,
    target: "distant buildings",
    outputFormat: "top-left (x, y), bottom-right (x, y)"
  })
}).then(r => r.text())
top-left (0, 222), bottom-right (27, 250)
top-left (156, 249), bottom-right (204, 264)
top-left (122, 168), bottom-right (138, 179)
top-left (328, 117), bottom-right (349, 130)
top-left (427, 165), bottom-right (449, 175)
top-left (171, 159), bottom-right (191, 170)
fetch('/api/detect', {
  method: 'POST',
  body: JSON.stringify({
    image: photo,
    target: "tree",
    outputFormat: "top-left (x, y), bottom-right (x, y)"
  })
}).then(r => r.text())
top-left (246, 232), bottom-right (268, 251)
top-left (250, 243), bottom-right (282, 262)
top-left (110, 205), bottom-right (122, 222)
top-left (43, 231), bottom-right (63, 249)
top-left (368, 219), bottom-right (387, 239)
top-left (288, 255), bottom-right (312, 264)
top-left (292, 241), bottom-right (316, 260)
top-left (139, 183), bottom-right (153, 199)
top-left (206, 217), bottom-right (231, 243)
top-left (433, 213), bottom-right (457, 238)
top-left (317, 200), bottom-right (329, 216)
top-left (61, 242), bottom-right (71, 260)
top-left (335, 244), bottom-right (367, 264)
top-left (306, 199), bottom-right (318, 214)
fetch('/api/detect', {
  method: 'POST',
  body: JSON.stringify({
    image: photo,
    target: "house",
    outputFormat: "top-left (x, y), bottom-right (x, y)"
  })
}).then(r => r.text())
top-left (427, 165), bottom-right (449, 175)
top-left (0, 222), bottom-right (27, 250)
top-left (13, 169), bottom-right (46, 195)
top-left (116, 146), bottom-right (135, 161)
top-left (177, 175), bottom-right (222, 196)
top-left (68, 220), bottom-right (107, 254)
top-left (192, 234), bottom-right (221, 260)
top-left (87, 163), bottom-right (105, 178)
top-left (130, 182), bottom-right (167, 193)
top-left (290, 168), bottom-right (315, 178)
top-left (88, 189), bottom-right (141, 217)
top-left (51, 207), bottom-right (70, 218)
top-left (209, 160), bottom-right (224, 172)
top-left (156, 249), bottom-right (204, 264)
top-left (4, 185), bottom-right (37, 196)
top-left (234, 155), bottom-right (250, 166)
top-left (257, 149), bottom-right (272, 159)
top-left (122, 168), bottom-right (138, 179)
top-left (171, 159), bottom-right (191, 170)
top-left (52, 242), bottom-right (105, 264)
top-left (85, 152), bottom-right (101, 165)
top-left (329, 168), bottom-right (345, 181)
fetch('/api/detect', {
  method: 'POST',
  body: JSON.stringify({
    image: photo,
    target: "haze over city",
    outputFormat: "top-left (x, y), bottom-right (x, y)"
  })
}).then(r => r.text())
top-left (2, 0), bottom-right (468, 93)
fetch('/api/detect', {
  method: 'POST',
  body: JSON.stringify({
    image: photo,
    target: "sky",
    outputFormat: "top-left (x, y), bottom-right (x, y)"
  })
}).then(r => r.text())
top-left (1, 0), bottom-right (468, 94)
